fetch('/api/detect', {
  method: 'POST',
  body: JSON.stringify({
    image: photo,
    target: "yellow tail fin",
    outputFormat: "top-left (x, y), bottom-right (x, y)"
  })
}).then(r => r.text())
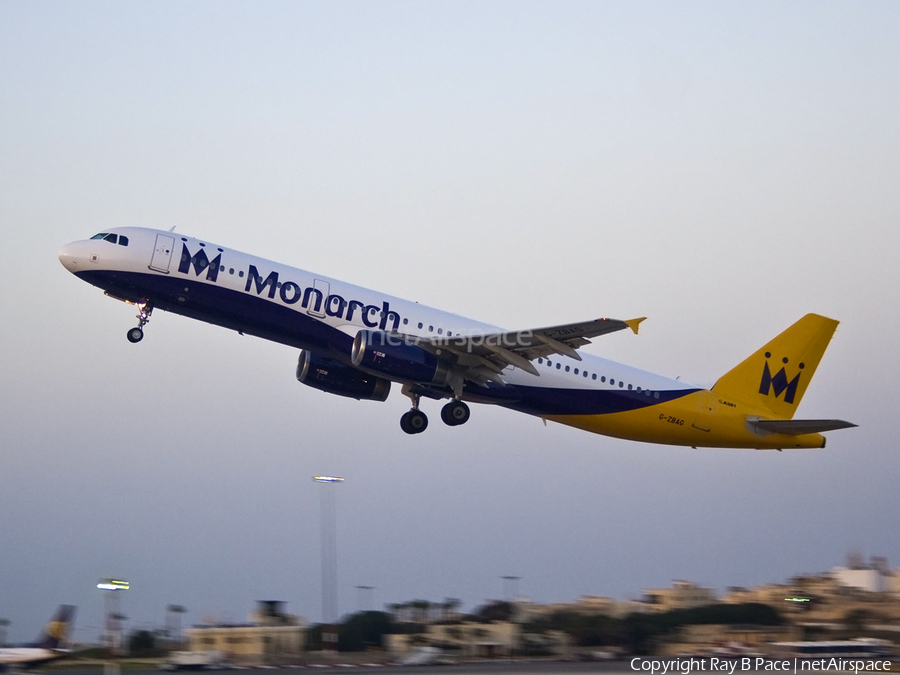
top-left (711, 314), bottom-right (839, 419)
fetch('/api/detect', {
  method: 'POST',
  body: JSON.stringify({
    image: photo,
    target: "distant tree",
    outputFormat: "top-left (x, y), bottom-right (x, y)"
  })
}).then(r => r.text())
top-left (442, 598), bottom-right (462, 621)
top-left (305, 624), bottom-right (324, 651)
top-left (843, 609), bottom-right (870, 635)
top-left (410, 600), bottom-right (430, 623)
top-left (128, 629), bottom-right (157, 657)
top-left (526, 603), bottom-right (783, 654)
top-left (472, 600), bottom-right (514, 622)
top-left (338, 611), bottom-right (393, 652)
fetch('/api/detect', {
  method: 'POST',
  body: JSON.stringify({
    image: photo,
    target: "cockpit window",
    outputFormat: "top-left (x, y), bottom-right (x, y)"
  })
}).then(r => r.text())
top-left (90, 232), bottom-right (128, 245)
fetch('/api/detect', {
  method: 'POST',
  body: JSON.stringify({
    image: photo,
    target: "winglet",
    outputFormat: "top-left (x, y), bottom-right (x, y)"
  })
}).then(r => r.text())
top-left (624, 317), bottom-right (646, 335)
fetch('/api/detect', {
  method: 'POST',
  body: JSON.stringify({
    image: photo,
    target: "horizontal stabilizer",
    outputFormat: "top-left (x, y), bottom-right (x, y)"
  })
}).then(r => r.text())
top-left (748, 418), bottom-right (857, 436)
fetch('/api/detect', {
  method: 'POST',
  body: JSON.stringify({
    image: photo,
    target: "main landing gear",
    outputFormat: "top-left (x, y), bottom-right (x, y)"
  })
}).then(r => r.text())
top-left (399, 387), bottom-right (471, 435)
top-left (440, 399), bottom-right (471, 426)
top-left (126, 302), bottom-right (153, 343)
top-left (400, 409), bottom-right (428, 435)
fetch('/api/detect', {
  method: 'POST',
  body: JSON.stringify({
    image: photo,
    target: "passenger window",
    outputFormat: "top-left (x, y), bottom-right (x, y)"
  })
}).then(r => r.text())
top-left (229, 268), bottom-right (234, 274)
top-left (619, 382), bottom-right (624, 388)
top-left (654, 392), bottom-right (660, 399)
top-left (118, 236), bottom-right (129, 246)
top-left (428, 325), bottom-right (433, 332)
top-left (418, 322), bottom-right (423, 329)
top-left (91, 233), bottom-right (108, 240)
top-left (103, 233), bottom-right (118, 244)
top-left (403, 318), bottom-right (409, 325)
top-left (601, 376), bottom-right (606, 382)
top-left (592, 374), bottom-right (597, 380)
top-left (219, 265), bottom-right (224, 272)
top-left (556, 363), bottom-right (561, 369)
top-left (583, 371), bottom-right (588, 378)
top-left (574, 368), bottom-right (579, 375)
top-left (565, 365), bottom-right (570, 372)
top-left (538, 358), bottom-right (543, 364)
top-left (437, 328), bottom-right (443, 335)
top-left (627, 384), bottom-right (632, 390)
top-left (239, 271), bottom-right (244, 277)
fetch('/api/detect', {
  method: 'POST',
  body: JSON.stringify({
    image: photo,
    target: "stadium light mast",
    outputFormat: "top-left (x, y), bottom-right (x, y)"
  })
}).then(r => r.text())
top-left (313, 476), bottom-right (343, 651)
top-left (97, 578), bottom-right (129, 675)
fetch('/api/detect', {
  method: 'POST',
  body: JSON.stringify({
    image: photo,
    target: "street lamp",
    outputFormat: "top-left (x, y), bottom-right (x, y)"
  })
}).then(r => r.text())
top-left (313, 476), bottom-right (343, 651)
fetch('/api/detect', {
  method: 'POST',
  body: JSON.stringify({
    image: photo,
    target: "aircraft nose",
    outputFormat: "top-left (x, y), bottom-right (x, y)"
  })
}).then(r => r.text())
top-left (58, 241), bottom-right (84, 273)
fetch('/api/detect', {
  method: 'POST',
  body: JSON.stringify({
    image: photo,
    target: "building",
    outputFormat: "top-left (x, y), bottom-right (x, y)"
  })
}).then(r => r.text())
top-left (185, 601), bottom-right (305, 666)
top-left (640, 580), bottom-right (717, 612)
top-left (832, 567), bottom-right (893, 594)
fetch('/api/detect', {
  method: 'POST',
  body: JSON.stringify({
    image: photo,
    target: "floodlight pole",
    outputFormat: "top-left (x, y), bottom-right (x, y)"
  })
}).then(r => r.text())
top-left (97, 579), bottom-right (129, 675)
top-left (313, 476), bottom-right (343, 651)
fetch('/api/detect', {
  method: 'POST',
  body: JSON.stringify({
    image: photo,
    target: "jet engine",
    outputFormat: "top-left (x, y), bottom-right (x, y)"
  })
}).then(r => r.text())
top-left (351, 330), bottom-right (451, 385)
top-left (296, 350), bottom-right (391, 401)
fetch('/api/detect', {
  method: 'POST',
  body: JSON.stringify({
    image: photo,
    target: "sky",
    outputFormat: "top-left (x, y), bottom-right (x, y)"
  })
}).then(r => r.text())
top-left (1, 0), bottom-right (899, 645)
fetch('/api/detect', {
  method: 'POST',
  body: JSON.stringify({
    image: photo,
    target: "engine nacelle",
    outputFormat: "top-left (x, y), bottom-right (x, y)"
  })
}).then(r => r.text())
top-left (296, 350), bottom-right (391, 401)
top-left (351, 330), bottom-right (450, 385)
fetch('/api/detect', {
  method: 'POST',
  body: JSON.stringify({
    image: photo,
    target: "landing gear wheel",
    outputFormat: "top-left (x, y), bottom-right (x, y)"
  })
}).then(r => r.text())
top-left (127, 302), bottom-right (153, 343)
top-left (441, 400), bottom-right (470, 426)
top-left (400, 410), bottom-right (428, 435)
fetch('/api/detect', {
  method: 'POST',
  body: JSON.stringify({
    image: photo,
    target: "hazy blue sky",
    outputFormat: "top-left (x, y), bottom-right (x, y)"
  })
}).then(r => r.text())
top-left (2, 1), bottom-right (899, 644)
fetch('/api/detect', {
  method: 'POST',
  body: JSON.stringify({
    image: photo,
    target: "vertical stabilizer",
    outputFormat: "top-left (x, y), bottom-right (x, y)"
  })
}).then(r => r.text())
top-left (33, 606), bottom-right (76, 650)
top-left (711, 314), bottom-right (839, 419)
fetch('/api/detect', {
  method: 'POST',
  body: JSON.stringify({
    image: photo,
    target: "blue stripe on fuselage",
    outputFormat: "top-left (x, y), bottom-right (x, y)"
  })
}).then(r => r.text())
top-left (77, 269), bottom-right (699, 416)
top-left (500, 383), bottom-right (699, 416)
top-left (76, 269), bottom-right (351, 356)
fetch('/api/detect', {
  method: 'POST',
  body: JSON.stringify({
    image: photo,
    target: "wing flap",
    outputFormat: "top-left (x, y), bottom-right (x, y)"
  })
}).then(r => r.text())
top-left (425, 316), bottom-right (645, 367)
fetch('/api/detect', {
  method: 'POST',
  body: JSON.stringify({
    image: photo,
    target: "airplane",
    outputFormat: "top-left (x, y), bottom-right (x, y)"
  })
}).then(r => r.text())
top-left (58, 227), bottom-right (855, 448)
top-left (0, 606), bottom-right (76, 671)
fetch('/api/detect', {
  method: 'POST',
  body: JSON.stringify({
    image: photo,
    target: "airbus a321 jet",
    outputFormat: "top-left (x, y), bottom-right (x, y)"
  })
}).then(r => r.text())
top-left (59, 228), bottom-right (855, 448)
top-left (0, 606), bottom-right (76, 671)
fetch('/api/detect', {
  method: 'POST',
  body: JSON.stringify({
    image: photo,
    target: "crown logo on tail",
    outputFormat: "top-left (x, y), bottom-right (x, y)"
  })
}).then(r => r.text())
top-left (759, 352), bottom-right (805, 404)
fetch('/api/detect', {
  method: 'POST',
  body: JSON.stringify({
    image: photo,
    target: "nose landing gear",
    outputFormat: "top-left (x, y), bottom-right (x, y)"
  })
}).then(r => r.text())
top-left (126, 303), bottom-right (153, 343)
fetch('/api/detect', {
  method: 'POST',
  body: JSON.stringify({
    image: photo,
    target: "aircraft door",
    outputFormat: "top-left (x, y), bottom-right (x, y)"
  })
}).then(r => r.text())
top-left (149, 234), bottom-right (175, 273)
top-left (306, 279), bottom-right (330, 318)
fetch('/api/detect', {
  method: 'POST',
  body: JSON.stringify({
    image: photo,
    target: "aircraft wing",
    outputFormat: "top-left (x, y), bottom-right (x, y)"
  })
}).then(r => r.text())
top-left (417, 316), bottom-right (645, 385)
top-left (749, 418), bottom-right (858, 435)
